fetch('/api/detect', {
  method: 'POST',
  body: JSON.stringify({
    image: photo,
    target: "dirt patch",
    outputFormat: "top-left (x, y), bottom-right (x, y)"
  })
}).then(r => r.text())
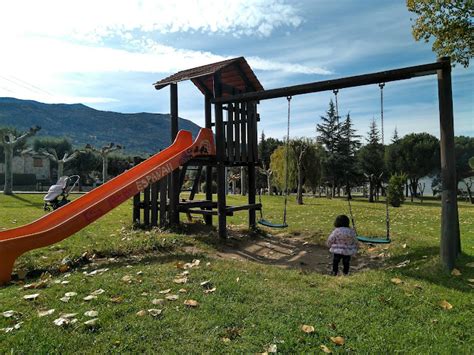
top-left (203, 229), bottom-right (386, 275)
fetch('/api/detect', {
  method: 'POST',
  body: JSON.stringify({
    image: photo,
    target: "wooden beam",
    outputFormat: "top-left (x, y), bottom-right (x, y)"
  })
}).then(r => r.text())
top-left (159, 177), bottom-right (167, 227)
top-left (226, 103), bottom-right (234, 162)
top-left (214, 71), bottom-right (227, 238)
top-left (151, 182), bottom-right (158, 226)
top-left (204, 95), bottom-right (213, 226)
top-left (169, 83), bottom-right (180, 226)
top-left (235, 102), bottom-right (241, 162)
top-left (133, 192), bottom-right (140, 224)
top-left (226, 203), bottom-right (262, 213)
top-left (212, 61), bottom-right (447, 104)
top-left (248, 162), bottom-right (256, 228)
top-left (143, 186), bottom-right (150, 226)
top-left (437, 57), bottom-right (460, 270)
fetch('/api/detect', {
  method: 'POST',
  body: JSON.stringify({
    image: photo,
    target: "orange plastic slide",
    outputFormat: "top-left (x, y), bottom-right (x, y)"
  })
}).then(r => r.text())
top-left (0, 128), bottom-right (215, 285)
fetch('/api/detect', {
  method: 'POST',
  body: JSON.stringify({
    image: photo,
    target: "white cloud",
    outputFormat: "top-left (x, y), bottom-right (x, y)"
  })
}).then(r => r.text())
top-left (0, 0), bottom-right (302, 41)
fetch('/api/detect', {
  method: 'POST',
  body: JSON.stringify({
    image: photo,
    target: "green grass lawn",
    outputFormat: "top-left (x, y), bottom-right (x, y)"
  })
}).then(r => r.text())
top-left (0, 193), bottom-right (473, 353)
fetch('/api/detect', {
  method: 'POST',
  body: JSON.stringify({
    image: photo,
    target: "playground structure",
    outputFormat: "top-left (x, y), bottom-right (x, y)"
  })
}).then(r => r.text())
top-left (0, 56), bottom-right (460, 284)
top-left (133, 56), bottom-right (460, 270)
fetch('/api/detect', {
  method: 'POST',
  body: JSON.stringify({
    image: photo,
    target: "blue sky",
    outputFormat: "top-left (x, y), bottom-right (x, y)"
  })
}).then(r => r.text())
top-left (0, 0), bottom-right (472, 141)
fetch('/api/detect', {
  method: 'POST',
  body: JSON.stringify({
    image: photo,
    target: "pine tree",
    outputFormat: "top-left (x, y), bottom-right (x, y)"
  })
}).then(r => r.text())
top-left (316, 99), bottom-right (341, 196)
top-left (357, 119), bottom-right (385, 202)
top-left (337, 113), bottom-right (361, 198)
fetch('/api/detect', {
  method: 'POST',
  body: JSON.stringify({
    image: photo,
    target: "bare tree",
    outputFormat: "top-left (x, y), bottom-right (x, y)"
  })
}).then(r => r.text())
top-left (1, 126), bottom-right (41, 195)
top-left (85, 143), bottom-right (123, 183)
top-left (39, 148), bottom-right (80, 178)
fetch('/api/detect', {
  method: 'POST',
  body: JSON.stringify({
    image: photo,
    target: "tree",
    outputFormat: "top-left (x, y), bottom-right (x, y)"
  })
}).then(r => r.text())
top-left (33, 137), bottom-right (79, 178)
top-left (397, 133), bottom-right (440, 200)
top-left (290, 138), bottom-right (312, 205)
top-left (1, 126), bottom-right (41, 195)
top-left (387, 173), bottom-right (407, 207)
top-left (270, 145), bottom-right (297, 193)
top-left (470, 156), bottom-right (474, 170)
top-left (407, 0), bottom-right (473, 67)
top-left (257, 131), bottom-right (283, 194)
top-left (337, 114), bottom-right (361, 198)
top-left (316, 100), bottom-right (342, 196)
top-left (304, 142), bottom-right (324, 195)
top-left (85, 143), bottom-right (123, 182)
top-left (357, 120), bottom-right (385, 202)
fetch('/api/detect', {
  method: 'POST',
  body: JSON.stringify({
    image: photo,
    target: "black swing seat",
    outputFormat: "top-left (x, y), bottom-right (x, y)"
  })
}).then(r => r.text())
top-left (258, 219), bottom-right (288, 229)
top-left (356, 235), bottom-right (391, 244)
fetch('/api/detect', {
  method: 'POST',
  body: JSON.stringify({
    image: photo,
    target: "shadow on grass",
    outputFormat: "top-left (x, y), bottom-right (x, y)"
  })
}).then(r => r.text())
top-left (387, 245), bottom-right (474, 292)
top-left (9, 194), bottom-right (44, 208)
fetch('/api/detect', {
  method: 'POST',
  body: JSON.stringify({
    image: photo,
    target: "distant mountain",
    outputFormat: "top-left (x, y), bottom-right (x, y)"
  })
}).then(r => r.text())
top-left (0, 97), bottom-right (201, 155)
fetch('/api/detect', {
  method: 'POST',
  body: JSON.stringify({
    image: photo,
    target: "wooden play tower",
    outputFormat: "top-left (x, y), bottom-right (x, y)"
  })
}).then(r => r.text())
top-left (132, 57), bottom-right (263, 238)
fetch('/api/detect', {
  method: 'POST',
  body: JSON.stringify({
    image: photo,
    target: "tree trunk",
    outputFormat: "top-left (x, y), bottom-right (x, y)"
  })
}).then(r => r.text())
top-left (409, 178), bottom-right (418, 202)
top-left (465, 181), bottom-right (473, 204)
top-left (266, 173), bottom-right (272, 195)
top-left (296, 164), bottom-right (303, 205)
top-left (102, 157), bottom-right (108, 183)
top-left (3, 145), bottom-right (13, 195)
top-left (57, 161), bottom-right (65, 178)
top-left (240, 166), bottom-right (247, 195)
top-left (346, 184), bottom-right (352, 200)
top-left (368, 178), bottom-right (374, 203)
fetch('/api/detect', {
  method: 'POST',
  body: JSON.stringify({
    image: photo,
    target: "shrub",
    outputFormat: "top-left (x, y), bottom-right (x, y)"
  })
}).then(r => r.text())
top-left (387, 173), bottom-right (406, 207)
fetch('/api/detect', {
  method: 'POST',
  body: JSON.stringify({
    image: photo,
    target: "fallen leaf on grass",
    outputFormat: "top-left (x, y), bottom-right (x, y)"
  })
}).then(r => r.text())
top-left (152, 299), bottom-right (165, 305)
top-left (465, 262), bottom-right (474, 268)
top-left (84, 318), bottom-right (99, 327)
top-left (84, 311), bottom-right (98, 317)
top-left (390, 278), bottom-right (403, 285)
top-left (165, 294), bottom-right (179, 301)
top-left (178, 288), bottom-right (187, 293)
top-left (23, 293), bottom-right (39, 301)
top-left (330, 336), bottom-right (345, 345)
top-left (23, 279), bottom-right (49, 290)
top-left (121, 275), bottom-right (133, 283)
top-left (183, 299), bottom-right (199, 307)
top-left (59, 264), bottom-right (69, 273)
top-left (267, 344), bottom-right (277, 353)
top-left (84, 295), bottom-right (97, 301)
top-left (451, 268), bottom-right (461, 276)
top-left (91, 289), bottom-right (105, 296)
top-left (136, 310), bottom-right (147, 317)
top-left (204, 287), bottom-right (216, 294)
top-left (110, 296), bottom-right (124, 303)
top-left (2, 310), bottom-right (16, 318)
top-left (467, 279), bottom-right (474, 283)
top-left (222, 337), bottom-right (231, 343)
top-left (64, 292), bottom-right (77, 297)
top-left (440, 300), bottom-right (453, 310)
top-left (394, 260), bottom-right (410, 268)
top-left (38, 309), bottom-right (55, 317)
top-left (2, 322), bottom-right (23, 333)
top-left (60, 296), bottom-right (70, 303)
top-left (159, 288), bottom-right (172, 294)
top-left (173, 277), bottom-right (187, 284)
top-left (148, 309), bottom-right (162, 317)
top-left (301, 325), bottom-right (315, 333)
top-left (402, 243), bottom-right (407, 249)
top-left (320, 344), bottom-right (332, 353)
top-left (176, 261), bottom-right (185, 269)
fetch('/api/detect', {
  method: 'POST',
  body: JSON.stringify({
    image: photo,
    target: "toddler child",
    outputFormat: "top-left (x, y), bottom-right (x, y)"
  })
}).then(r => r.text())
top-left (326, 215), bottom-right (358, 275)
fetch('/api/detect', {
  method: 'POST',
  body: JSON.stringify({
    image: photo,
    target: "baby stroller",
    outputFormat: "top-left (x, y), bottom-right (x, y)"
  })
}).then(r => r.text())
top-left (43, 175), bottom-right (80, 211)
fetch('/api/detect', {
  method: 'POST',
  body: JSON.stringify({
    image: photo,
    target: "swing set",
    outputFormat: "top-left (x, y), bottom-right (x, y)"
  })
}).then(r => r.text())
top-left (149, 56), bottom-right (458, 270)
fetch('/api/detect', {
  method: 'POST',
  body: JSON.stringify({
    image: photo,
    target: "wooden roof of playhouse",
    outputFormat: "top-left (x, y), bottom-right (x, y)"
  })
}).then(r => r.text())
top-left (153, 57), bottom-right (263, 97)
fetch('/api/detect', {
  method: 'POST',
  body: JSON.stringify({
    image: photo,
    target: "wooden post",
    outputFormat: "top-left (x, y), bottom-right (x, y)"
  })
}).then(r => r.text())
top-left (133, 192), bottom-right (140, 225)
top-left (151, 182), bottom-right (158, 226)
top-left (143, 186), bottom-right (150, 226)
top-left (204, 95), bottom-right (213, 225)
top-left (247, 102), bottom-right (257, 227)
top-left (159, 178), bottom-right (167, 227)
top-left (437, 57), bottom-right (460, 270)
top-left (169, 83), bottom-right (180, 226)
top-left (214, 72), bottom-right (227, 238)
top-left (235, 102), bottom-right (241, 162)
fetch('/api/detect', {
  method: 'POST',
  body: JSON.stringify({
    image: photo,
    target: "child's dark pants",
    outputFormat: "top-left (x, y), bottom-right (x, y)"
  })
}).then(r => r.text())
top-left (332, 253), bottom-right (351, 275)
